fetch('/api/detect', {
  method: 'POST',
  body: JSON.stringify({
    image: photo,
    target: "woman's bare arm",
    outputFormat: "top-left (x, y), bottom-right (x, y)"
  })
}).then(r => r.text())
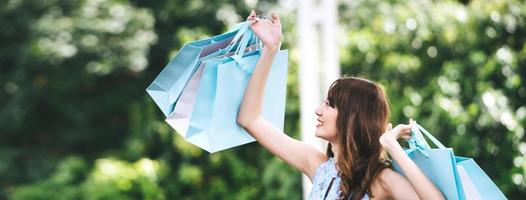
top-left (379, 121), bottom-right (445, 200)
top-left (370, 168), bottom-right (419, 199)
top-left (236, 11), bottom-right (326, 179)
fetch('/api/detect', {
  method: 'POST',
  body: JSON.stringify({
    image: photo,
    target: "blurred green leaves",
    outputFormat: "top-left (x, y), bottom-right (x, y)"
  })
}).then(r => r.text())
top-left (1, 0), bottom-right (300, 199)
top-left (341, 0), bottom-right (526, 197)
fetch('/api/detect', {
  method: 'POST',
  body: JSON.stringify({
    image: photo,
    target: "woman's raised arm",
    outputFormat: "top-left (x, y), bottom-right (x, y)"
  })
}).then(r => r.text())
top-left (236, 11), bottom-right (326, 179)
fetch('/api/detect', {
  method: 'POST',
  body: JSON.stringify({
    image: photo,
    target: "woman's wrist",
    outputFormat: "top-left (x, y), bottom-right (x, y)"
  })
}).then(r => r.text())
top-left (263, 43), bottom-right (280, 53)
top-left (380, 137), bottom-right (401, 154)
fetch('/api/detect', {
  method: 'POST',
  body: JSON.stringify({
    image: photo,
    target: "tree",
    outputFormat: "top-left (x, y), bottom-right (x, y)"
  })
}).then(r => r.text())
top-left (1, 0), bottom-right (300, 199)
top-left (339, 0), bottom-right (525, 198)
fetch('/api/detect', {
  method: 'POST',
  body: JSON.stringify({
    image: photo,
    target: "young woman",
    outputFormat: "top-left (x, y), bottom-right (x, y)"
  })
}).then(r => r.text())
top-left (237, 11), bottom-right (445, 200)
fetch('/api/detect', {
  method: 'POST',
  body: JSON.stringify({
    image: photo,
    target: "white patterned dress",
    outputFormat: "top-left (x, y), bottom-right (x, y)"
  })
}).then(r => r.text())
top-left (307, 157), bottom-right (370, 200)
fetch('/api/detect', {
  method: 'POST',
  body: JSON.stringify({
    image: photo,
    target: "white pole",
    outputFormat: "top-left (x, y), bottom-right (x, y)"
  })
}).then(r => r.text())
top-left (297, 0), bottom-right (340, 199)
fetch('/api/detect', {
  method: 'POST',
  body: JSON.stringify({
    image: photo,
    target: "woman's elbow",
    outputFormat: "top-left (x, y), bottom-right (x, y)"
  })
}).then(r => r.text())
top-left (236, 114), bottom-right (251, 128)
top-left (236, 117), bottom-right (247, 128)
top-left (237, 113), bottom-right (259, 129)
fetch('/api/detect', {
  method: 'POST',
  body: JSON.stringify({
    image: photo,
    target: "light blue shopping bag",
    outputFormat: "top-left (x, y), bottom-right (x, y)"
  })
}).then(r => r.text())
top-left (392, 123), bottom-right (465, 200)
top-left (456, 156), bottom-right (507, 199)
top-left (414, 124), bottom-right (507, 199)
top-left (165, 29), bottom-right (263, 136)
top-left (394, 123), bottom-right (508, 200)
top-left (146, 22), bottom-right (252, 117)
top-left (186, 23), bottom-right (288, 153)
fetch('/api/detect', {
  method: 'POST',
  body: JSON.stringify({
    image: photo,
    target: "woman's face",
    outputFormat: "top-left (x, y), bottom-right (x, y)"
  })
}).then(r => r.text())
top-left (314, 99), bottom-right (339, 142)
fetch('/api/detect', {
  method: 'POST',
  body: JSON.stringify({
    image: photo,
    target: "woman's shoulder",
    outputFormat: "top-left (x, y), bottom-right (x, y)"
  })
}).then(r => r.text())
top-left (311, 153), bottom-right (330, 169)
top-left (310, 155), bottom-right (332, 177)
top-left (378, 168), bottom-right (405, 183)
top-left (370, 168), bottom-right (418, 199)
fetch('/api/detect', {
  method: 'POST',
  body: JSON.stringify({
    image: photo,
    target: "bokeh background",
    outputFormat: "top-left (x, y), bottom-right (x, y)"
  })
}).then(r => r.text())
top-left (1, 0), bottom-right (525, 199)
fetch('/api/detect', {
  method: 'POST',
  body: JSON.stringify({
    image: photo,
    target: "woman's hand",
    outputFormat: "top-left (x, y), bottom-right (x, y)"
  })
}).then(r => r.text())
top-left (247, 10), bottom-right (282, 52)
top-left (380, 119), bottom-right (445, 200)
top-left (379, 119), bottom-right (414, 152)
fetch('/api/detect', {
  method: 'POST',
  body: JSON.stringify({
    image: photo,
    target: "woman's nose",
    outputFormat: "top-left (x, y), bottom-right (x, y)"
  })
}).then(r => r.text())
top-left (314, 105), bottom-right (322, 116)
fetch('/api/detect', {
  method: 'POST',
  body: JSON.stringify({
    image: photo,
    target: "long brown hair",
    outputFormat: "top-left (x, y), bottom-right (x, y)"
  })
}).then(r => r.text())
top-left (325, 77), bottom-right (391, 199)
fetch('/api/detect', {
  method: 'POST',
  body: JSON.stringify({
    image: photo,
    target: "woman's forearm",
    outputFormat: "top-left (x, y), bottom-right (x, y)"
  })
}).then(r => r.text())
top-left (237, 46), bottom-right (278, 127)
top-left (385, 143), bottom-right (445, 200)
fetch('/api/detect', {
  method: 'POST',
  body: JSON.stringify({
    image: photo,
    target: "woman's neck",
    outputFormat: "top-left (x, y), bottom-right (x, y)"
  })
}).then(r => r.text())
top-left (330, 142), bottom-right (340, 165)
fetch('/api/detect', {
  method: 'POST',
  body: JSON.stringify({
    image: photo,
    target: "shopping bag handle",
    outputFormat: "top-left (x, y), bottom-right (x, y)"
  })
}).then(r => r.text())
top-left (404, 122), bottom-right (447, 157)
top-left (233, 29), bottom-right (258, 58)
top-left (414, 123), bottom-right (447, 149)
top-left (225, 21), bottom-right (265, 73)
top-left (409, 124), bottom-right (430, 149)
top-left (224, 20), bottom-right (258, 54)
top-left (226, 28), bottom-right (255, 73)
top-left (406, 128), bottom-right (430, 157)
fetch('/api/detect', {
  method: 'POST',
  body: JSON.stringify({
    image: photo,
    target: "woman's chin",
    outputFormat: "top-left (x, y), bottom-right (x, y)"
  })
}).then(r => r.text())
top-left (314, 130), bottom-right (326, 139)
top-left (315, 129), bottom-right (336, 142)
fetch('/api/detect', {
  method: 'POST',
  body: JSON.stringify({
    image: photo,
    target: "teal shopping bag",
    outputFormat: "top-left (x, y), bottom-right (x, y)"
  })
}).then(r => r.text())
top-left (456, 157), bottom-right (507, 200)
top-left (184, 59), bottom-right (222, 151)
top-left (146, 22), bottom-right (253, 117)
top-left (394, 123), bottom-right (507, 200)
top-left (414, 124), bottom-right (507, 200)
top-left (165, 44), bottom-right (260, 139)
top-left (186, 23), bottom-right (288, 153)
top-left (206, 50), bottom-right (288, 152)
top-left (392, 123), bottom-right (465, 200)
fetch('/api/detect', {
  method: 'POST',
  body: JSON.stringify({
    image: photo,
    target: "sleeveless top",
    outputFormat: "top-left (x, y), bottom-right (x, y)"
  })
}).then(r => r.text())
top-left (308, 157), bottom-right (370, 200)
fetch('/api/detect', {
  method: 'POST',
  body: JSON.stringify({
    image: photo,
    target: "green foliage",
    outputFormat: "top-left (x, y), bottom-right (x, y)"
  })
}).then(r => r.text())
top-left (340, 0), bottom-right (526, 198)
top-left (10, 157), bottom-right (86, 200)
top-left (1, 0), bottom-right (300, 199)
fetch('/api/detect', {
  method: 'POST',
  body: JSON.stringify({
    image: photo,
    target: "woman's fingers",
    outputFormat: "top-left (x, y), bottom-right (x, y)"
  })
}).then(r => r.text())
top-left (248, 10), bottom-right (257, 20)
top-left (270, 12), bottom-right (281, 26)
top-left (383, 120), bottom-right (415, 140)
top-left (395, 124), bottom-right (411, 131)
top-left (390, 123), bottom-right (412, 139)
top-left (249, 11), bottom-right (280, 23)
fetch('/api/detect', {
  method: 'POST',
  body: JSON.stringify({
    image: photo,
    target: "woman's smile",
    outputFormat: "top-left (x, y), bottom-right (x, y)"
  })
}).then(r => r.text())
top-left (316, 118), bottom-right (324, 128)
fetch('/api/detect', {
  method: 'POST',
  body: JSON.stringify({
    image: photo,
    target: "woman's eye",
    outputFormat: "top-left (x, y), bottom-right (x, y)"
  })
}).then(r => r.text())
top-left (324, 100), bottom-right (335, 108)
